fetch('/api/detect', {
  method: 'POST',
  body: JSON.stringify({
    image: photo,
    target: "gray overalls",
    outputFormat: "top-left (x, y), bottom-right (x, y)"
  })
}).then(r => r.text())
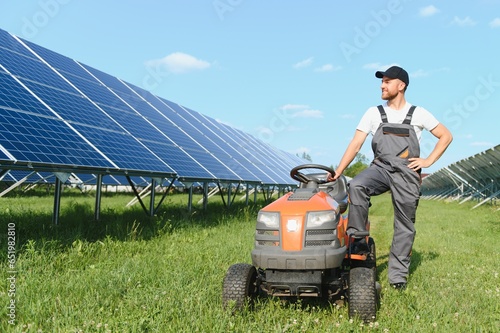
top-left (348, 105), bottom-right (421, 284)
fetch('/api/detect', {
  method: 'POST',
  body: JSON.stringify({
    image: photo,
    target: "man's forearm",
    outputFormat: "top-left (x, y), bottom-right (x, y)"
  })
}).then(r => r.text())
top-left (425, 135), bottom-right (453, 166)
top-left (335, 143), bottom-right (360, 174)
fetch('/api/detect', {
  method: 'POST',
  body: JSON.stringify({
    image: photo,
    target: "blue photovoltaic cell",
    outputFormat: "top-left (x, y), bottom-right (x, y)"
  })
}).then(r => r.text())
top-left (0, 72), bottom-right (57, 118)
top-left (6, 170), bottom-right (54, 184)
top-left (139, 140), bottom-right (214, 179)
top-left (118, 84), bottom-right (260, 182)
top-left (101, 175), bottom-right (121, 185)
top-left (216, 122), bottom-right (291, 184)
top-left (0, 47), bottom-right (77, 93)
top-left (232, 127), bottom-right (295, 183)
top-left (176, 106), bottom-right (279, 184)
top-left (182, 146), bottom-right (239, 181)
top-left (79, 68), bottom-right (241, 180)
top-left (22, 80), bottom-right (123, 130)
top-left (0, 29), bottom-right (38, 60)
top-left (76, 174), bottom-right (150, 187)
top-left (80, 63), bottom-right (136, 95)
top-left (152, 98), bottom-right (261, 181)
top-left (0, 108), bottom-right (114, 167)
top-left (139, 141), bottom-right (216, 179)
top-left (70, 123), bottom-right (174, 174)
top-left (73, 173), bottom-right (96, 184)
top-left (181, 108), bottom-right (284, 184)
top-left (0, 171), bottom-right (17, 182)
top-left (152, 97), bottom-right (231, 152)
top-left (160, 100), bottom-right (264, 180)
top-left (21, 38), bottom-right (96, 80)
top-left (96, 105), bottom-right (166, 142)
top-left (0, 170), bottom-right (31, 182)
top-left (62, 72), bottom-right (122, 108)
top-left (108, 175), bottom-right (149, 186)
top-left (73, 65), bottom-right (241, 180)
top-left (0, 149), bottom-right (10, 161)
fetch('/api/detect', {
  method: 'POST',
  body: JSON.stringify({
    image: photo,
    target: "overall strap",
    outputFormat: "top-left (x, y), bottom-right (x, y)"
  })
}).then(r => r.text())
top-left (377, 105), bottom-right (388, 123)
top-left (403, 105), bottom-right (417, 125)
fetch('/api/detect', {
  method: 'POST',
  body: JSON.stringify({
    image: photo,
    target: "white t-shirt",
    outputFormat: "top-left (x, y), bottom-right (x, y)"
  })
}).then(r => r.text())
top-left (356, 102), bottom-right (439, 141)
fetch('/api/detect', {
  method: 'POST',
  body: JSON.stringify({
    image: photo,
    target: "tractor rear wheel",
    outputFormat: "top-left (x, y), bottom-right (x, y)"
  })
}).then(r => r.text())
top-left (348, 266), bottom-right (377, 322)
top-left (222, 263), bottom-right (258, 311)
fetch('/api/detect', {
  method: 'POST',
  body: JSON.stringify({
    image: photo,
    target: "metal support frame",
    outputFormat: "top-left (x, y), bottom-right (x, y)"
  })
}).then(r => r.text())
top-left (125, 175), bottom-right (175, 216)
top-left (0, 171), bottom-right (35, 197)
top-left (202, 182), bottom-right (208, 210)
top-left (216, 182), bottom-right (242, 208)
top-left (52, 177), bottom-right (62, 225)
top-left (94, 174), bottom-right (103, 221)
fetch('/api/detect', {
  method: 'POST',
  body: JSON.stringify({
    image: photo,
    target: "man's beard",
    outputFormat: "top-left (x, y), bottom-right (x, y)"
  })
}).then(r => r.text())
top-left (381, 90), bottom-right (398, 101)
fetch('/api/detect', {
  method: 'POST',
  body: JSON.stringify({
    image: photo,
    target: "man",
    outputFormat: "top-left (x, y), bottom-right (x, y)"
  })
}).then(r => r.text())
top-left (330, 66), bottom-right (452, 290)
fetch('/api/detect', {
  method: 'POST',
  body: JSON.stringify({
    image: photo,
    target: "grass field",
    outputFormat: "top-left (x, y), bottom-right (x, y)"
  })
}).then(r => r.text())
top-left (0, 189), bottom-right (499, 332)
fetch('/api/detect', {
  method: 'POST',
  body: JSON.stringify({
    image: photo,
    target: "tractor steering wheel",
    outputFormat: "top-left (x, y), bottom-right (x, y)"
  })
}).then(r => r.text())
top-left (290, 164), bottom-right (336, 185)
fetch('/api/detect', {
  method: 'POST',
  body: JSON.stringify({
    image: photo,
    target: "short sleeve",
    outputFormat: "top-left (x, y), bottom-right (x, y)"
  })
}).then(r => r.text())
top-left (356, 107), bottom-right (379, 135)
top-left (415, 106), bottom-right (439, 131)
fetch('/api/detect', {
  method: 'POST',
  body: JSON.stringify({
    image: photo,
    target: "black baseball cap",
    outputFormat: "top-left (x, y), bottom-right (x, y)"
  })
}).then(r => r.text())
top-left (375, 66), bottom-right (409, 87)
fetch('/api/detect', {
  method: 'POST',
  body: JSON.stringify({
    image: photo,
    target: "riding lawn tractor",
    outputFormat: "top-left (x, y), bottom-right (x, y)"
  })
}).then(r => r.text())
top-left (222, 164), bottom-right (380, 322)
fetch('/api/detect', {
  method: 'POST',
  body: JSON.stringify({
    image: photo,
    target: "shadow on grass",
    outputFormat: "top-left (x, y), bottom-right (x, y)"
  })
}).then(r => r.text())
top-left (376, 250), bottom-right (440, 281)
top-left (250, 295), bottom-right (345, 314)
top-left (0, 195), bottom-right (264, 258)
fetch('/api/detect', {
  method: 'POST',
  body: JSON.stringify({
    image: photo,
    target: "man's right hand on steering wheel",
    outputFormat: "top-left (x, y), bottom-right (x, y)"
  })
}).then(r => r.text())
top-left (327, 171), bottom-right (341, 182)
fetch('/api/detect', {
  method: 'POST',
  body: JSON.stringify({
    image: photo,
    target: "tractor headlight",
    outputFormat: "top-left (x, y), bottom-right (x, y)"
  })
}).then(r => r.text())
top-left (257, 211), bottom-right (280, 228)
top-left (306, 210), bottom-right (336, 228)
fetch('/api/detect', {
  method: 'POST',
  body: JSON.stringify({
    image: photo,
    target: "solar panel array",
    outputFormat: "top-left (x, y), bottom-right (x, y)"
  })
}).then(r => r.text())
top-left (0, 28), bottom-right (305, 186)
top-left (421, 144), bottom-right (500, 208)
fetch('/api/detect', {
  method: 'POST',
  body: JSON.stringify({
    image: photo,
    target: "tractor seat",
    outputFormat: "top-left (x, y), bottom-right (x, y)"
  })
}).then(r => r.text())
top-left (323, 175), bottom-right (348, 214)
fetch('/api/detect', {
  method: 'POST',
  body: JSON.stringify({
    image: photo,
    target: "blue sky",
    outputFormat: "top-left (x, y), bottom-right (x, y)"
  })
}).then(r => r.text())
top-left (1, 0), bottom-right (499, 173)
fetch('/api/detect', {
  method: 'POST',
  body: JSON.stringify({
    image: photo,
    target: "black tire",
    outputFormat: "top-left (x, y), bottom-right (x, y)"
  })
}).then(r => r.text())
top-left (348, 266), bottom-right (378, 322)
top-left (222, 263), bottom-right (258, 311)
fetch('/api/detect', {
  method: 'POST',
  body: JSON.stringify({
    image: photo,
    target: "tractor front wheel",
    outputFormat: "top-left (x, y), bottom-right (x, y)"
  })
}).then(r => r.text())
top-left (348, 266), bottom-right (378, 322)
top-left (222, 263), bottom-right (258, 311)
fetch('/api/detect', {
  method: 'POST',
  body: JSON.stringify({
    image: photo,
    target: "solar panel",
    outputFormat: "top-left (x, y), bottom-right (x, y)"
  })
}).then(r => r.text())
top-left (421, 145), bottom-right (500, 208)
top-left (34, 47), bottom-right (243, 180)
top-left (0, 27), bottom-right (304, 186)
top-left (177, 106), bottom-right (285, 184)
top-left (0, 71), bottom-right (60, 118)
top-left (0, 108), bottom-right (114, 167)
top-left (79, 65), bottom-right (245, 180)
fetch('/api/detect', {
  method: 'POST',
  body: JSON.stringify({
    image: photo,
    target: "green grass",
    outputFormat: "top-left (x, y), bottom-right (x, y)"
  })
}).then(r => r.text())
top-left (0, 190), bottom-right (498, 332)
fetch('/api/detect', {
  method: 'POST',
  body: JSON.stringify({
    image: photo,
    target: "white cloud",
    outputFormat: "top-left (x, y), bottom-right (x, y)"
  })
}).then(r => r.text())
top-left (314, 64), bottom-right (342, 72)
top-left (489, 17), bottom-right (500, 28)
top-left (450, 16), bottom-right (477, 27)
top-left (279, 104), bottom-right (323, 118)
top-left (293, 57), bottom-right (314, 69)
top-left (419, 5), bottom-right (440, 17)
top-left (145, 52), bottom-right (210, 74)
top-left (280, 104), bottom-right (323, 118)
top-left (292, 109), bottom-right (324, 118)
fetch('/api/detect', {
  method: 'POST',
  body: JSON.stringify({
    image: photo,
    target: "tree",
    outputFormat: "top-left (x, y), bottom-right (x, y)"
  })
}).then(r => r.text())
top-left (297, 151), bottom-right (312, 162)
top-left (343, 153), bottom-right (369, 178)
